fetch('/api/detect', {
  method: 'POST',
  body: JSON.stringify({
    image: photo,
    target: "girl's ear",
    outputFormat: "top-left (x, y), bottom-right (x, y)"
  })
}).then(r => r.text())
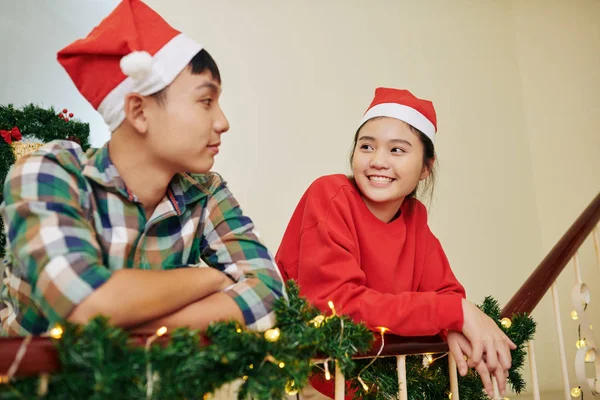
top-left (420, 157), bottom-right (435, 180)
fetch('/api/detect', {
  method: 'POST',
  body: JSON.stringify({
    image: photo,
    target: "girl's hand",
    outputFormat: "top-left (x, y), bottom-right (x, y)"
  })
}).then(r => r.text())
top-left (455, 299), bottom-right (517, 396)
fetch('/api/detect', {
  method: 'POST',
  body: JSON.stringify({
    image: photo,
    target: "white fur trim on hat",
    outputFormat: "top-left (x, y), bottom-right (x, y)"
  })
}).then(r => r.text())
top-left (98, 33), bottom-right (203, 132)
top-left (359, 103), bottom-right (436, 144)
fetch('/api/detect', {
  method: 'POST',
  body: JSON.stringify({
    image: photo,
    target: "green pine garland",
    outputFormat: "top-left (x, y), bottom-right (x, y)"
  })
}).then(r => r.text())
top-left (345, 297), bottom-right (536, 399)
top-left (0, 103), bottom-right (91, 258)
top-left (0, 282), bottom-right (535, 400)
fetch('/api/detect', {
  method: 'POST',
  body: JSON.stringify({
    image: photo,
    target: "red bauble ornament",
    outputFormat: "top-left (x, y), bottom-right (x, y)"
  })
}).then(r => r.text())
top-left (69, 113), bottom-right (74, 118)
top-left (62, 109), bottom-right (68, 113)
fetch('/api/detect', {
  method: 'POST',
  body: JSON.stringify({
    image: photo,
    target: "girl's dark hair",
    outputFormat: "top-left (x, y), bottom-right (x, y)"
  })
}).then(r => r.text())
top-left (151, 49), bottom-right (221, 105)
top-left (348, 117), bottom-right (436, 201)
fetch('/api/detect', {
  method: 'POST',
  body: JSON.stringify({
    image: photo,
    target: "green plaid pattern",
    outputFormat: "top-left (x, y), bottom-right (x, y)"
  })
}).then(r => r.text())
top-left (0, 141), bottom-right (284, 336)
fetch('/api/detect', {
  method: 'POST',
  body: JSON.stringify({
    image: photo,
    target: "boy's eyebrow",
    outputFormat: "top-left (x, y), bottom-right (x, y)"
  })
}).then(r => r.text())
top-left (194, 82), bottom-right (220, 93)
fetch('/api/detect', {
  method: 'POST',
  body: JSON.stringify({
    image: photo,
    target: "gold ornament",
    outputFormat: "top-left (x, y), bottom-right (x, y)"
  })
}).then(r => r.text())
top-left (285, 380), bottom-right (298, 395)
top-left (500, 318), bottom-right (512, 329)
top-left (11, 141), bottom-right (44, 161)
top-left (264, 328), bottom-right (281, 342)
top-left (0, 375), bottom-right (9, 384)
top-left (309, 315), bottom-right (325, 328)
top-left (570, 387), bottom-right (581, 397)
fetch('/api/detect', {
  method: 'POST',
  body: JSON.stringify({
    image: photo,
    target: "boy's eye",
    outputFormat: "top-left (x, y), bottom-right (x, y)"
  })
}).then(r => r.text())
top-left (200, 99), bottom-right (212, 106)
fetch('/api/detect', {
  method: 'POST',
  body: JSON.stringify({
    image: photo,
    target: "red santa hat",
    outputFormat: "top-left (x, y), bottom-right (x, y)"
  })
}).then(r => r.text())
top-left (57, 0), bottom-right (202, 132)
top-left (359, 88), bottom-right (437, 144)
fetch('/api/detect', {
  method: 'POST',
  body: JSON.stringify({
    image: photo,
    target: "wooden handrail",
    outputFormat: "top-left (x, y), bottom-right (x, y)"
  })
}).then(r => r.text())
top-left (0, 333), bottom-right (447, 377)
top-left (502, 191), bottom-right (600, 317)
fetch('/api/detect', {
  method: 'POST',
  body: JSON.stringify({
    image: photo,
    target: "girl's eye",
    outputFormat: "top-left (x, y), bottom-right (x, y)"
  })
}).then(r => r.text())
top-left (360, 144), bottom-right (373, 151)
top-left (391, 147), bottom-right (406, 154)
top-left (200, 99), bottom-right (212, 106)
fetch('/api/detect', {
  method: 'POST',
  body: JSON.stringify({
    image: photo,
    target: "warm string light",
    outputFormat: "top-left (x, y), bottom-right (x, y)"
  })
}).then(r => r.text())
top-left (49, 325), bottom-right (64, 339)
top-left (356, 327), bottom-right (388, 392)
top-left (570, 386), bottom-right (582, 397)
top-left (145, 326), bottom-right (167, 400)
top-left (500, 318), bottom-right (512, 329)
top-left (571, 310), bottom-right (579, 320)
top-left (324, 359), bottom-right (332, 381)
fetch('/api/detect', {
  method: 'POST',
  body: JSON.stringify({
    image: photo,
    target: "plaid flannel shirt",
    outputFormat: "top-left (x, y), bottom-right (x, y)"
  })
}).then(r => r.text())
top-left (0, 140), bottom-right (285, 336)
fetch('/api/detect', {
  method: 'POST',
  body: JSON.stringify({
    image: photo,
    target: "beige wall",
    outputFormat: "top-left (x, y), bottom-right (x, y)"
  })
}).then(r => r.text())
top-left (2, 0), bottom-right (599, 397)
top-left (509, 0), bottom-right (600, 393)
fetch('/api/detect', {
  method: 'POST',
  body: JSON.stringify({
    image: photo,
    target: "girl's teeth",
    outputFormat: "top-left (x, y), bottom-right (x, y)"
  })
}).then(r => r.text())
top-left (369, 176), bottom-right (392, 183)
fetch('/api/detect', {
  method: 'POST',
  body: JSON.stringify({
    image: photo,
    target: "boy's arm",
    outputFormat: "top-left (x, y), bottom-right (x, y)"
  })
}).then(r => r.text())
top-left (2, 150), bottom-right (227, 329)
top-left (68, 267), bottom-right (231, 327)
top-left (128, 176), bottom-right (286, 333)
top-left (130, 291), bottom-right (244, 332)
top-left (192, 176), bottom-right (286, 331)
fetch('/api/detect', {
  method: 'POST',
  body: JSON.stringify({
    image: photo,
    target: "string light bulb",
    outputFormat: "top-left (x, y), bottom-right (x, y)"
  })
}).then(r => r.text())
top-left (570, 387), bottom-right (581, 397)
top-left (357, 376), bottom-right (369, 392)
top-left (328, 301), bottom-right (337, 316)
top-left (156, 326), bottom-right (167, 337)
top-left (576, 339), bottom-right (586, 349)
top-left (500, 318), bottom-right (512, 329)
top-left (49, 325), bottom-right (64, 339)
top-left (571, 310), bottom-right (579, 320)
top-left (278, 362), bottom-right (286, 369)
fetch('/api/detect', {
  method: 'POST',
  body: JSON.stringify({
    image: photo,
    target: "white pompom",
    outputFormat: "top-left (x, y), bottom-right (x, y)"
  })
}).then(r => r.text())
top-left (120, 51), bottom-right (153, 80)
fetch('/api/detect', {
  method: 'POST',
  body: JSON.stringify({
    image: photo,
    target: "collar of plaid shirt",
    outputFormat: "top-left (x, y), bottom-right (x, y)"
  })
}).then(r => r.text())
top-left (81, 142), bottom-right (209, 214)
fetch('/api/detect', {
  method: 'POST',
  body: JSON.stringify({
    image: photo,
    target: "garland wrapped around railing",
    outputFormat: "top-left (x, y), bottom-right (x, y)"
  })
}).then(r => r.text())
top-left (0, 281), bottom-right (535, 400)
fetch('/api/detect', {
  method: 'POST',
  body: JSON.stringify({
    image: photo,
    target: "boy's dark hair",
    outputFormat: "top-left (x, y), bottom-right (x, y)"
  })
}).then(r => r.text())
top-left (348, 117), bottom-right (436, 202)
top-left (151, 49), bottom-right (221, 105)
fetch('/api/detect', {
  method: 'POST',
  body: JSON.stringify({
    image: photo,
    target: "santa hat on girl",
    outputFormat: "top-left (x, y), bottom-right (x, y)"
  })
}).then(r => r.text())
top-left (359, 88), bottom-right (437, 144)
top-left (57, 0), bottom-right (202, 132)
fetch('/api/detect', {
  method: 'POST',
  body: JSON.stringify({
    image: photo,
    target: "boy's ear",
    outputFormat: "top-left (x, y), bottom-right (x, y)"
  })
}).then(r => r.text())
top-left (123, 93), bottom-right (149, 134)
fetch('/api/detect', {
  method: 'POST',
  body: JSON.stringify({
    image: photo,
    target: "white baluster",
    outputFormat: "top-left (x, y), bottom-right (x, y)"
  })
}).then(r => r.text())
top-left (527, 340), bottom-right (541, 400)
top-left (593, 226), bottom-right (600, 273)
top-left (396, 355), bottom-right (408, 400)
top-left (573, 252), bottom-right (583, 284)
top-left (335, 361), bottom-right (344, 400)
top-left (448, 353), bottom-right (460, 400)
top-left (551, 282), bottom-right (571, 400)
